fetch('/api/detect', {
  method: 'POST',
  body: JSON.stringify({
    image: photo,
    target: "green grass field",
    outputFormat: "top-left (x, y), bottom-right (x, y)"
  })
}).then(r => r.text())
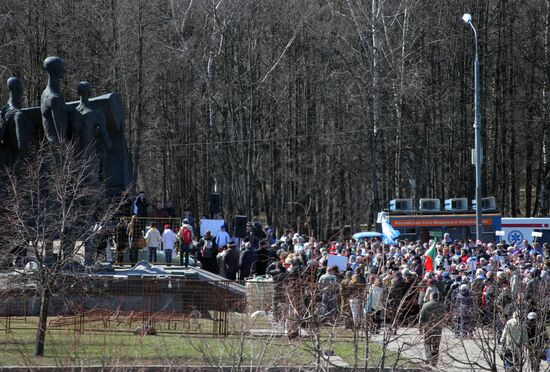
top-left (0, 317), bottom-right (411, 368)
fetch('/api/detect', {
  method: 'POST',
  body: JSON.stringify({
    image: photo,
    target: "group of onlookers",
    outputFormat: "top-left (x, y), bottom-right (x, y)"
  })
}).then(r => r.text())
top-left (106, 199), bottom-right (550, 369)
top-left (252, 236), bottom-right (550, 370)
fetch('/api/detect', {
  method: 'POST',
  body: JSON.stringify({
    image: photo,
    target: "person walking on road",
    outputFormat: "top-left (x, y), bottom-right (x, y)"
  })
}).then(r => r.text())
top-left (419, 292), bottom-right (445, 367)
top-left (526, 312), bottom-right (548, 372)
top-left (500, 310), bottom-right (528, 371)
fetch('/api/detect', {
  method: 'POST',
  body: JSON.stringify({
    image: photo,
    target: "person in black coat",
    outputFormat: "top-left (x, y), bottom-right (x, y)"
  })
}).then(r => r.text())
top-left (199, 231), bottom-right (218, 274)
top-left (239, 242), bottom-right (256, 279)
top-left (246, 223), bottom-right (259, 249)
top-left (223, 243), bottom-right (239, 280)
top-left (253, 222), bottom-right (266, 240)
top-left (114, 218), bottom-right (128, 265)
top-left (252, 240), bottom-right (270, 276)
top-left (133, 192), bottom-right (148, 217)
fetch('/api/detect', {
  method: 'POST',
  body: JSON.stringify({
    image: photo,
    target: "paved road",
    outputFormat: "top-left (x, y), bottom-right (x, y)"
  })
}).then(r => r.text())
top-left (370, 326), bottom-right (550, 371)
top-left (249, 312), bottom-right (550, 371)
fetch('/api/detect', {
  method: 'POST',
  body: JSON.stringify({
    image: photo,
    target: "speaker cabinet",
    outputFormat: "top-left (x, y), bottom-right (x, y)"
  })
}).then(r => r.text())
top-left (234, 215), bottom-right (248, 238)
top-left (209, 193), bottom-right (221, 216)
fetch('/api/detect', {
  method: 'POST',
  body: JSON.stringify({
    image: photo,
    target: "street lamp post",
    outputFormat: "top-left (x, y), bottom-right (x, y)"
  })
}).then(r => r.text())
top-left (462, 13), bottom-right (483, 242)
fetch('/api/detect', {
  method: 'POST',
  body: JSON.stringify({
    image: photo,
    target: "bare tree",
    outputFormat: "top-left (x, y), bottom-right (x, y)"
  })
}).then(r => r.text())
top-left (0, 140), bottom-right (126, 357)
top-left (1, 0), bottom-right (550, 238)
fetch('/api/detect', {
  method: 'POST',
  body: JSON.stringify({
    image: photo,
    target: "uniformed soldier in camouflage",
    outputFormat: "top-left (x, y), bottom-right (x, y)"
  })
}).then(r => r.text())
top-left (419, 292), bottom-right (445, 366)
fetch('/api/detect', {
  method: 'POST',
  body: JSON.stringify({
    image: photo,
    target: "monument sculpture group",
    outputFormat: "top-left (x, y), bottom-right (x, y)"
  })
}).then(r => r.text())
top-left (0, 56), bottom-right (132, 195)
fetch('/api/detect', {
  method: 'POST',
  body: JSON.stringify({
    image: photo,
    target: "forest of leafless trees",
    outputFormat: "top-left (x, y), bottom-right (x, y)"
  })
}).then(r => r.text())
top-left (0, 0), bottom-right (549, 238)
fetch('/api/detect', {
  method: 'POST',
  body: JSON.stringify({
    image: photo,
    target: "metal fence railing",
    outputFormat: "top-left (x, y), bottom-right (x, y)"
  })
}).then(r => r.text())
top-left (1, 277), bottom-right (244, 337)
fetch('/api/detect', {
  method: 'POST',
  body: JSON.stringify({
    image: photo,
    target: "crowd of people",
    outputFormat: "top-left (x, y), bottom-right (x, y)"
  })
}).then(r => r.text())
top-left (272, 235), bottom-right (547, 363)
top-left (245, 232), bottom-right (549, 370)
top-left (107, 193), bottom-right (550, 369)
top-left (136, 224), bottom-right (550, 369)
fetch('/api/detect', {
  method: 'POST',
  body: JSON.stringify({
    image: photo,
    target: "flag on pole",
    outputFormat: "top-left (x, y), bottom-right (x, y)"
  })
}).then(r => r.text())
top-left (424, 239), bottom-right (437, 272)
top-left (381, 219), bottom-right (400, 245)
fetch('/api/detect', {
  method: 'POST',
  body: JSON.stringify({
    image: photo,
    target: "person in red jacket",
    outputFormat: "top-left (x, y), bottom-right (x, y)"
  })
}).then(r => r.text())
top-left (178, 218), bottom-right (194, 268)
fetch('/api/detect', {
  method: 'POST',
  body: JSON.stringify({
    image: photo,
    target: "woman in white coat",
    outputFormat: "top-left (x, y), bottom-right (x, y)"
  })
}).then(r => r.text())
top-left (366, 279), bottom-right (385, 332)
top-left (161, 224), bottom-right (178, 266)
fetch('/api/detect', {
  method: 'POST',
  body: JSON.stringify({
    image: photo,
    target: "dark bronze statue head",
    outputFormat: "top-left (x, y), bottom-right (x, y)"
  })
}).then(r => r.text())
top-left (76, 81), bottom-right (92, 98)
top-left (7, 77), bottom-right (22, 94)
top-left (43, 56), bottom-right (65, 78)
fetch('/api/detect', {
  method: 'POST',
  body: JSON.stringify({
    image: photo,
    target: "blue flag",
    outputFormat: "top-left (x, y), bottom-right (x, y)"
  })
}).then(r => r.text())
top-left (382, 219), bottom-right (400, 245)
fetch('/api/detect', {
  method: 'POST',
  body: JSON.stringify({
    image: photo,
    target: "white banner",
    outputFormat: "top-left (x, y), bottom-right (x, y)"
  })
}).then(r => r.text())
top-left (200, 219), bottom-right (225, 237)
top-left (327, 255), bottom-right (348, 272)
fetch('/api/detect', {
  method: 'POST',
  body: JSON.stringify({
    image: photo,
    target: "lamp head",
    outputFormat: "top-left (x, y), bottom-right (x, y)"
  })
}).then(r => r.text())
top-left (462, 13), bottom-right (472, 24)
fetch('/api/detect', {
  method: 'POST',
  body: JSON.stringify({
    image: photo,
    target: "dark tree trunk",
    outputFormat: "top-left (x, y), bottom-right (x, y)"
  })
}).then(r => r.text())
top-left (34, 288), bottom-right (50, 357)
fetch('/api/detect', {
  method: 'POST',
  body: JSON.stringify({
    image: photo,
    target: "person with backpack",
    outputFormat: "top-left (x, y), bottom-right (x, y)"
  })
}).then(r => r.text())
top-left (179, 218), bottom-right (194, 268)
top-left (199, 230), bottom-right (218, 273)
